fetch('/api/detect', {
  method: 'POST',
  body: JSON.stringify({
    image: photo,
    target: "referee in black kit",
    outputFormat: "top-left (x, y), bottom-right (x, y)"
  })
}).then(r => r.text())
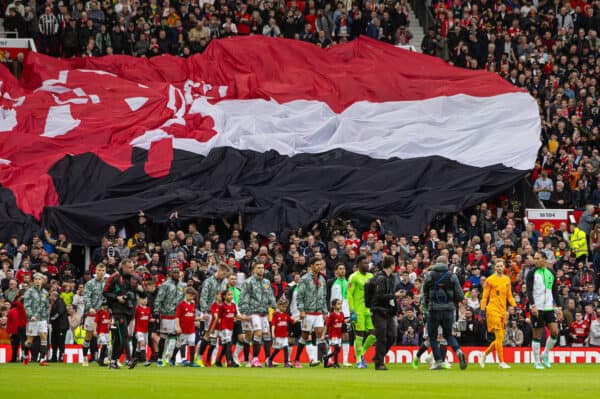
top-left (370, 255), bottom-right (402, 371)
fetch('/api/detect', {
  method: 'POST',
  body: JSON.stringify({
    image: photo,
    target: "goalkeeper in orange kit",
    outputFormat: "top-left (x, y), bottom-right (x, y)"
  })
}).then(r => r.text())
top-left (479, 259), bottom-right (516, 369)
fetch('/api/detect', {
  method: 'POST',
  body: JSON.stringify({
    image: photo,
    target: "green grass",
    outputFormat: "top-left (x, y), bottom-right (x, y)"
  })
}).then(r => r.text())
top-left (1, 363), bottom-right (599, 399)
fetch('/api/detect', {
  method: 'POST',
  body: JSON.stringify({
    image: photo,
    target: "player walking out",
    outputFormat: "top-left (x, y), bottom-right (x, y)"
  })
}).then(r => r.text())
top-left (527, 252), bottom-right (563, 369)
top-left (348, 255), bottom-right (376, 369)
top-left (154, 266), bottom-right (185, 367)
top-left (239, 263), bottom-right (277, 368)
top-left (295, 258), bottom-right (328, 367)
top-left (23, 273), bottom-right (50, 366)
top-left (479, 260), bottom-right (516, 369)
top-left (82, 264), bottom-right (106, 366)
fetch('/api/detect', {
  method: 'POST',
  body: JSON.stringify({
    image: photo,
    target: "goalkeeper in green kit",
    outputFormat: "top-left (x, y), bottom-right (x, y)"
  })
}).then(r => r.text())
top-left (347, 255), bottom-right (376, 369)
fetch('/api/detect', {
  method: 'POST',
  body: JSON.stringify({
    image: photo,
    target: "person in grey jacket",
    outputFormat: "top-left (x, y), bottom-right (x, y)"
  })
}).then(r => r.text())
top-left (578, 204), bottom-right (597, 235)
top-left (421, 256), bottom-right (467, 370)
top-left (239, 262), bottom-right (276, 367)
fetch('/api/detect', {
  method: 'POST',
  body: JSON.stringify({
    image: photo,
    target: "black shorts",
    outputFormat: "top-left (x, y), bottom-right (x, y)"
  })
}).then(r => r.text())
top-left (233, 320), bottom-right (243, 338)
top-left (148, 321), bottom-right (158, 335)
top-left (531, 310), bottom-right (557, 329)
top-left (342, 321), bottom-right (351, 334)
top-left (289, 322), bottom-right (302, 339)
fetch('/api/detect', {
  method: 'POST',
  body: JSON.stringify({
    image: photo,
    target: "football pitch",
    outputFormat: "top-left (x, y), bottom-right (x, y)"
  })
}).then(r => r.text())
top-left (1, 363), bottom-right (598, 399)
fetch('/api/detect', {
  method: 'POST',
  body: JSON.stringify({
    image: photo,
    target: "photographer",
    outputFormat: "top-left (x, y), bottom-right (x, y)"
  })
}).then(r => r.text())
top-left (103, 259), bottom-right (142, 369)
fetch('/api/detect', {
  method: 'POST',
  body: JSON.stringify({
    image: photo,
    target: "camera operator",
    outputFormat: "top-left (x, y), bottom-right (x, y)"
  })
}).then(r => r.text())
top-left (103, 259), bottom-right (142, 369)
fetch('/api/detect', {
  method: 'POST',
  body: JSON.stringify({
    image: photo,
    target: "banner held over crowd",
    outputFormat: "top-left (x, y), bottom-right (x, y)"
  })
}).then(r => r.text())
top-left (0, 36), bottom-right (540, 244)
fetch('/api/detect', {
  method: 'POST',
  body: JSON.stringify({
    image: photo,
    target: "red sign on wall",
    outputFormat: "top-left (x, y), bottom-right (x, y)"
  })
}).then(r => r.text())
top-left (2, 345), bottom-right (600, 364)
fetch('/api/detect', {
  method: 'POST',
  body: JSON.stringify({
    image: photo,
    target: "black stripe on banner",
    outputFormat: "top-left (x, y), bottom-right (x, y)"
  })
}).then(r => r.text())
top-left (0, 148), bottom-right (525, 245)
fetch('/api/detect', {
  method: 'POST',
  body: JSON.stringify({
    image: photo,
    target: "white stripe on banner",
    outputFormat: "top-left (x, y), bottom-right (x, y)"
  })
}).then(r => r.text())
top-left (132, 92), bottom-right (540, 171)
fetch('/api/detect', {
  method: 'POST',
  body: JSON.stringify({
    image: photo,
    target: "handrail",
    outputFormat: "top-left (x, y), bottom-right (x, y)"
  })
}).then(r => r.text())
top-left (410, 0), bottom-right (436, 33)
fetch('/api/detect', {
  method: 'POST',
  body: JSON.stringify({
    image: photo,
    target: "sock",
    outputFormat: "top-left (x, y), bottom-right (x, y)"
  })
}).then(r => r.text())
top-left (494, 330), bottom-right (505, 362)
top-left (189, 345), bottom-right (195, 364)
top-left (283, 347), bottom-right (289, 364)
top-left (263, 339), bottom-right (272, 361)
top-left (206, 345), bottom-right (215, 364)
top-left (415, 342), bottom-right (429, 358)
top-left (252, 342), bottom-right (261, 360)
top-left (233, 342), bottom-right (244, 363)
top-left (484, 340), bottom-right (495, 356)
top-left (180, 345), bottom-right (188, 363)
top-left (354, 336), bottom-right (364, 360)
top-left (140, 348), bottom-right (146, 361)
top-left (158, 338), bottom-right (165, 360)
top-left (99, 345), bottom-right (107, 364)
top-left (90, 336), bottom-right (98, 360)
top-left (362, 334), bottom-right (376, 354)
top-left (543, 335), bottom-right (557, 357)
top-left (440, 345), bottom-right (447, 362)
top-left (342, 342), bottom-right (349, 364)
top-left (306, 343), bottom-right (315, 362)
top-left (243, 342), bottom-right (250, 362)
top-left (211, 342), bottom-right (219, 364)
top-left (163, 338), bottom-right (176, 362)
top-left (224, 343), bottom-right (233, 364)
top-left (197, 340), bottom-right (208, 361)
top-left (40, 341), bottom-right (48, 362)
top-left (271, 348), bottom-right (280, 361)
top-left (317, 340), bottom-right (327, 362)
top-left (23, 341), bottom-right (31, 360)
top-left (532, 339), bottom-right (541, 364)
top-left (295, 338), bottom-right (305, 362)
top-left (332, 345), bottom-right (341, 364)
top-left (31, 339), bottom-right (40, 362)
top-left (82, 340), bottom-right (90, 358)
top-left (216, 344), bottom-right (225, 364)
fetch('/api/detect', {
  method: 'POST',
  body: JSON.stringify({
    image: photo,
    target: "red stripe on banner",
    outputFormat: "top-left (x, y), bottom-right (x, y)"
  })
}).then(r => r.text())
top-left (23, 36), bottom-right (523, 113)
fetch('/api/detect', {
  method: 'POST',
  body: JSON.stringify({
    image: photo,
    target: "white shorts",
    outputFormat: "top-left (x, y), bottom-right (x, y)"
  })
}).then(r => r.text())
top-left (84, 316), bottom-right (96, 332)
top-left (26, 320), bottom-right (48, 337)
top-left (273, 337), bottom-right (289, 349)
top-left (135, 332), bottom-right (148, 345)
top-left (98, 333), bottom-right (110, 345)
top-left (178, 333), bottom-right (195, 347)
top-left (209, 329), bottom-right (219, 339)
top-left (243, 315), bottom-right (270, 334)
top-left (220, 329), bottom-right (233, 344)
top-left (160, 318), bottom-right (177, 335)
top-left (301, 314), bottom-right (324, 332)
top-left (329, 337), bottom-right (342, 346)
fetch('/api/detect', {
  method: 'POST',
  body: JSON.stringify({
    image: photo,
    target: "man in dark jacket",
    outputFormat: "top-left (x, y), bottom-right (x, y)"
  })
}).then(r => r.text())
top-left (370, 255), bottom-right (401, 370)
top-left (421, 256), bottom-right (467, 370)
top-left (49, 291), bottom-right (68, 362)
top-left (103, 259), bottom-right (141, 369)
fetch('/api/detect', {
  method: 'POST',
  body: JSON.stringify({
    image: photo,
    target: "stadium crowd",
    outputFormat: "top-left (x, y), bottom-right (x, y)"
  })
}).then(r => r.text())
top-left (1, 0), bottom-right (600, 368)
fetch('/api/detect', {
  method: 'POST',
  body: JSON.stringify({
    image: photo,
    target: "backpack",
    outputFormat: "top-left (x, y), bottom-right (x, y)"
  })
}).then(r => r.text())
top-left (364, 277), bottom-right (378, 309)
top-left (430, 271), bottom-right (452, 304)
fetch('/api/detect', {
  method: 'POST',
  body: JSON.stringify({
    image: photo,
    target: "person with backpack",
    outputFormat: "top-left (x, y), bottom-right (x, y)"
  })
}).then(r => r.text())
top-left (420, 256), bottom-right (467, 370)
top-left (369, 255), bottom-right (402, 370)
